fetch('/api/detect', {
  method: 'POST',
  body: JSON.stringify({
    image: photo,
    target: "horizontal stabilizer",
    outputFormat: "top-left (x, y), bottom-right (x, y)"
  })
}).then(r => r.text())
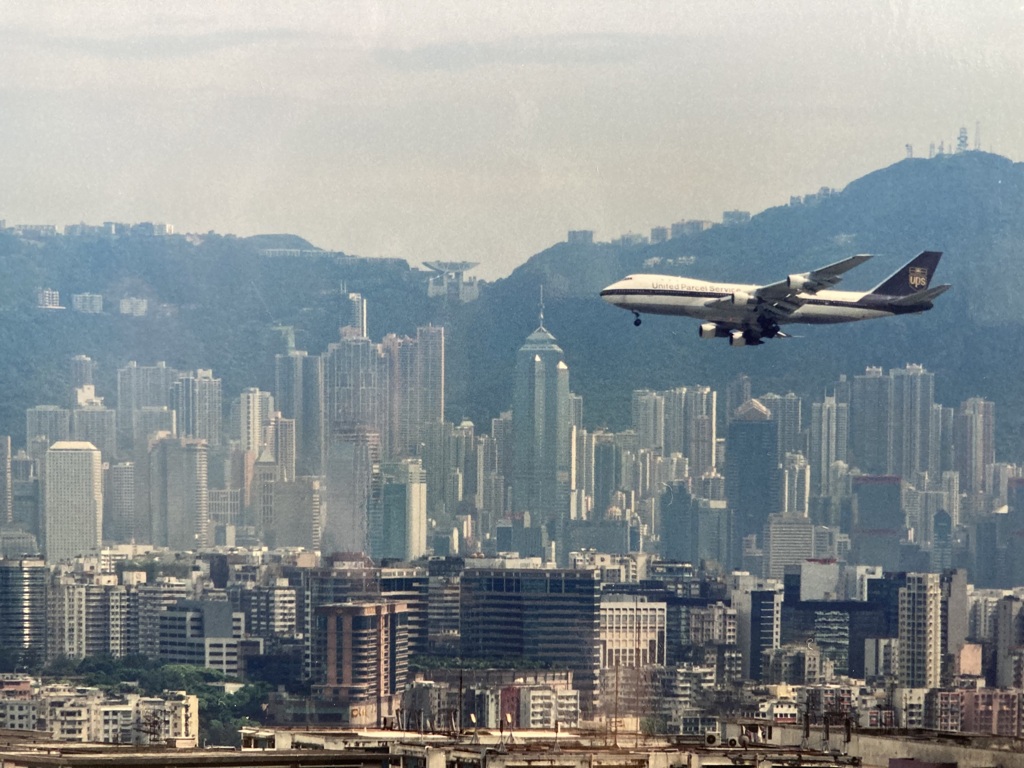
top-left (890, 283), bottom-right (951, 306)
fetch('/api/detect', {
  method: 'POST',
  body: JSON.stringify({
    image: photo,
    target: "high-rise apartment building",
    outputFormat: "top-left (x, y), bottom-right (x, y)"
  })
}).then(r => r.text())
top-left (956, 397), bottom-right (995, 497)
top-left (71, 394), bottom-right (117, 462)
top-left (239, 387), bottom-right (272, 455)
top-left (898, 572), bottom-right (942, 689)
top-left (310, 600), bottom-right (409, 726)
top-left (760, 392), bottom-right (803, 458)
top-left (171, 369), bottom-right (222, 446)
top-left (341, 291), bottom-right (368, 338)
top-left (415, 325), bottom-right (445, 434)
top-left (809, 394), bottom-right (848, 497)
top-left (47, 571), bottom-right (129, 659)
top-left (323, 337), bottom-right (389, 440)
top-left (69, 354), bottom-right (96, 391)
top-left (26, 405), bottom-right (71, 448)
top-left (117, 361), bottom-right (178, 452)
top-left (268, 413), bottom-right (296, 483)
top-left (632, 390), bottom-right (665, 453)
top-left (44, 442), bottom-right (102, 564)
top-left (890, 364), bottom-right (935, 482)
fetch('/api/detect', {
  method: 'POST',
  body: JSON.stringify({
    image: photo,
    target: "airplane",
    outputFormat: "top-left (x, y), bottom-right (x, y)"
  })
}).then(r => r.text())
top-left (599, 251), bottom-right (950, 346)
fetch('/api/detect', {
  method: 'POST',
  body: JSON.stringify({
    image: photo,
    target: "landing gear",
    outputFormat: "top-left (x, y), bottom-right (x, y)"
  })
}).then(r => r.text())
top-left (632, 312), bottom-right (642, 327)
top-left (757, 316), bottom-right (781, 339)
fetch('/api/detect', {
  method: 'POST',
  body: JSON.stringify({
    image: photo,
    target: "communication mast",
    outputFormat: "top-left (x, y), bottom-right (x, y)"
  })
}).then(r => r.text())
top-left (956, 127), bottom-right (968, 153)
top-left (975, 121), bottom-right (981, 151)
top-left (905, 144), bottom-right (913, 159)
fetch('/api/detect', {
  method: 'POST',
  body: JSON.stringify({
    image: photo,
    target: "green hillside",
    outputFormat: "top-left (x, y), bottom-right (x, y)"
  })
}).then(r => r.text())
top-left (3, 150), bottom-right (1024, 457)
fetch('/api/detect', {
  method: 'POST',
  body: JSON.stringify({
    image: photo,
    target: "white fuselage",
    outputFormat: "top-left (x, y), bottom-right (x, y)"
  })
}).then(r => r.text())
top-left (600, 274), bottom-right (890, 326)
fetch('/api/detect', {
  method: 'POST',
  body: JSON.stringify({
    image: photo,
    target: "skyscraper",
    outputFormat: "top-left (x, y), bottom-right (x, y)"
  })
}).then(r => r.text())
top-left (852, 475), bottom-right (905, 571)
top-left (105, 461), bottom-right (136, 543)
top-left (0, 436), bottom-right (11, 525)
top-left (511, 322), bottom-right (571, 542)
top-left (322, 425), bottom-right (382, 555)
top-left (380, 459), bottom-right (428, 561)
top-left (725, 399), bottom-right (779, 567)
top-left (44, 441), bottom-right (102, 564)
top-left (0, 557), bottom-right (46, 666)
top-left (147, 436), bottom-right (210, 550)
top-left (850, 367), bottom-right (892, 475)
top-left (275, 350), bottom-right (324, 477)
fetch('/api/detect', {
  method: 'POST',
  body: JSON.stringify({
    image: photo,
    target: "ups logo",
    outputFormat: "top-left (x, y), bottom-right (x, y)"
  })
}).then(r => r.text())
top-left (908, 267), bottom-right (928, 290)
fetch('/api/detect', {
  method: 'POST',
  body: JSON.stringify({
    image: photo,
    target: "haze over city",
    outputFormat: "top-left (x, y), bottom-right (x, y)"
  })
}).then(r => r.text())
top-left (7, 2), bottom-right (1024, 762)
top-left (3, 1), bottom-right (1023, 277)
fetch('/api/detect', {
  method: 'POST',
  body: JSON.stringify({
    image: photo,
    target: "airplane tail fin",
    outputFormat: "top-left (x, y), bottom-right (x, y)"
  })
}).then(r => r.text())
top-left (869, 251), bottom-right (943, 297)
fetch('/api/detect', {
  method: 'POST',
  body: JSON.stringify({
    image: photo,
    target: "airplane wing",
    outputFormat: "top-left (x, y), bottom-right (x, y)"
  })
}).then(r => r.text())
top-left (753, 253), bottom-right (873, 316)
top-left (703, 253), bottom-right (873, 316)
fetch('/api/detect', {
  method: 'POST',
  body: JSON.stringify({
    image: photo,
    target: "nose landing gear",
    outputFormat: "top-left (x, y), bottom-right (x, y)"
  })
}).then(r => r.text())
top-left (632, 312), bottom-right (642, 327)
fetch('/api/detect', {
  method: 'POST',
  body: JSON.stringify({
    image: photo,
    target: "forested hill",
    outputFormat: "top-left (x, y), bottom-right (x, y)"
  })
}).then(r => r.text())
top-left (3, 150), bottom-right (1024, 456)
top-left (447, 151), bottom-right (1024, 456)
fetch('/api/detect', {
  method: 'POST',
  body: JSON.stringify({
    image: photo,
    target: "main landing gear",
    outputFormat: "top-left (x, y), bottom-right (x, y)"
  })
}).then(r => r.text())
top-left (632, 312), bottom-right (642, 327)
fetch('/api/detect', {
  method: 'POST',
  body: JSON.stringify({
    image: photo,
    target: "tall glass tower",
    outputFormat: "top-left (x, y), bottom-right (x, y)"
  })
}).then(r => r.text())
top-left (511, 319), bottom-right (571, 550)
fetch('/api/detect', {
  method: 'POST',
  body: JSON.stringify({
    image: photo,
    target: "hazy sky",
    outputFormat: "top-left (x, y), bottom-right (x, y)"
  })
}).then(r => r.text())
top-left (1, 2), bottom-right (1022, 278)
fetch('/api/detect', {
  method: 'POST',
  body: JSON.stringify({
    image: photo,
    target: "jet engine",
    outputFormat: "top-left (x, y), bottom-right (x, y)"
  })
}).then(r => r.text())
top-left (698, 323), bottom-right (723, 339)
top-left (787, 273), bottom-right (812, 290)
top-left (730, 290), bottom-right (755, 306)
top-left (729, 330), bottom-right (748, 346)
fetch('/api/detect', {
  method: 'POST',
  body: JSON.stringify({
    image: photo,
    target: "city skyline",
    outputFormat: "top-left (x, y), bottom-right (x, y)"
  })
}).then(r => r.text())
top-left (3, 3), bottom-right (1023, 278)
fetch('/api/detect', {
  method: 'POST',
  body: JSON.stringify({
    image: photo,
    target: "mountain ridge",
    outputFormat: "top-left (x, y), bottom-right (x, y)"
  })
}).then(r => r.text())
top-left (2, 151), bottom-right (1024, 456)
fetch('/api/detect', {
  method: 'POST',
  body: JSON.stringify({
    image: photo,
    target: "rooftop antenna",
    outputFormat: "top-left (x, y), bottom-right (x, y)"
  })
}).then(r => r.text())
top-left (538, 285), bottom-right (546, 329)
